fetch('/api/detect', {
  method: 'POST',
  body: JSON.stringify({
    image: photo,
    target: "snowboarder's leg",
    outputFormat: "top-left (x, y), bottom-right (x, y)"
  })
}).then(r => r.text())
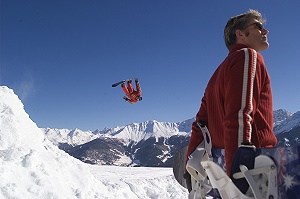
top-left (121, 84), bottom-right (130, 96)
top-left (127, 80), bottom-right (134, 93)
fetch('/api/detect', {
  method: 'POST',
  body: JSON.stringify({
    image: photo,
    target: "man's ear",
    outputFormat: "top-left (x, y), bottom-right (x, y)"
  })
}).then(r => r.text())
top-left (235, 29), bottom-right (245, 39)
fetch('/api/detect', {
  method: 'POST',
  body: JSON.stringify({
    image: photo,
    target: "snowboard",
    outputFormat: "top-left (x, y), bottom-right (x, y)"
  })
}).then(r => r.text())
top-left (173, 144), bottom-right (300, 199)
top-left (111, 78), bottom-right (137, 87)
top-left (173, 146), bottom-right (188, 189)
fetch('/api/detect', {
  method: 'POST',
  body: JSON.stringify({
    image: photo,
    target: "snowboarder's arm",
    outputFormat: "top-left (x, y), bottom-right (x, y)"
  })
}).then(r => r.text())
top-left (123, 96), bottom-right (137, 104)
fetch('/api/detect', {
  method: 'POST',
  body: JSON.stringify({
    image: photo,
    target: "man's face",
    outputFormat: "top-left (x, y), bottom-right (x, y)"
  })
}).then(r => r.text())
top-left (242, 19), bottom-right (269, 52)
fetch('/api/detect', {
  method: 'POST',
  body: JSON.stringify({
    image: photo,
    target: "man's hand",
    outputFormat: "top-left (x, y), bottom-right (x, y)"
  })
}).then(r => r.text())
top-left (230, 143), bottom-right (256, 193)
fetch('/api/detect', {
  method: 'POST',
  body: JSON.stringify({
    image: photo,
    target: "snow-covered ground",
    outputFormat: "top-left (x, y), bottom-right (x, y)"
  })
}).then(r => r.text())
top-left (0, 86), bottom-right (188, 199)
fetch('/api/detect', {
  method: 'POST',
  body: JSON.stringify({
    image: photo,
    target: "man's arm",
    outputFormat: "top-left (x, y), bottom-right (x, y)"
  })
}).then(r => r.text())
top-left (223, 48), bottom-right (258, 175)
top-left (186, 95), bottom-right (208, 163)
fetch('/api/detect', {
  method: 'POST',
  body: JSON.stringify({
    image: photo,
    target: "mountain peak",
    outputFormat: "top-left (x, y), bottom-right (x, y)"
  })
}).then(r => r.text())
top-left (274, 109), bottom-right (293, 126)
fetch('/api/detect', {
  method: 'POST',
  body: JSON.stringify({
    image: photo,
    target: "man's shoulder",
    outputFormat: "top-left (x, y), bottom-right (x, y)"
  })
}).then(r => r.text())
top-left (231, 47), bottom-right (255, 55)
top-left (229, 47), bottom-right (264, 62)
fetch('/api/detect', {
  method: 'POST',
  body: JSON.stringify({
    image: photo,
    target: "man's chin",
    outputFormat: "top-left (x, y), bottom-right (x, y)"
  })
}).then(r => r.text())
top-left (258, 42), bottom-right (269, 52)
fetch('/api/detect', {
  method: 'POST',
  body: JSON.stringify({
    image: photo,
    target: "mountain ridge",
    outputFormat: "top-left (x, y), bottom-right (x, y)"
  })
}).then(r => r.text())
top-left (41, 110), bottom-right (300, 147)
top-left (41, 109), bottom-right (300, 167)
top-left (42, 118), bottom-right (194, 146)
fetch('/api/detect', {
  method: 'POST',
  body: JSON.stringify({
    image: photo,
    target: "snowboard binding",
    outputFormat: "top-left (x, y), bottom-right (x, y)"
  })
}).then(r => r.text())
top-left (186, 122), bottom-right (278, 199)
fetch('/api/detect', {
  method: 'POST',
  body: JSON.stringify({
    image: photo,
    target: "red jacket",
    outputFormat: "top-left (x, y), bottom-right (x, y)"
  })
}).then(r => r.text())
top-left (187, 44), bottom-right (277, 175)
top-left (122, 81), bottom-right (142, 104)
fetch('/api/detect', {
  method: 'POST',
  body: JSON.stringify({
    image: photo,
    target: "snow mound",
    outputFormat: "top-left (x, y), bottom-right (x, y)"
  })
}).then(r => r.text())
top-left (0, 87), bottom-right (43, 150)
top-left (0, 86), bottom-right (108, 198)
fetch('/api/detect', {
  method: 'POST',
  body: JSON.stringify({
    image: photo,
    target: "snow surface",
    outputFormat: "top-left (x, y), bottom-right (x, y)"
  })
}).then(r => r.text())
top-left (0, 86), bottom-right (188, 199)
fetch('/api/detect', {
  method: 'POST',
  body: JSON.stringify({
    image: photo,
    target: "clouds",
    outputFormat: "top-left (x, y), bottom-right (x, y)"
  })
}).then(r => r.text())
top-left (14, 71), bottom-right (36, 102)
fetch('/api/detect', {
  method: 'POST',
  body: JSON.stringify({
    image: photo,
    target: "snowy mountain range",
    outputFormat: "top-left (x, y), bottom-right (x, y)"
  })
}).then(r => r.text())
top-left (41, 120), bottom-right (192, 167)
top-left (42, 118), bottom-right (193, 146)
top-left (41, 109), bottom-right (300, 167)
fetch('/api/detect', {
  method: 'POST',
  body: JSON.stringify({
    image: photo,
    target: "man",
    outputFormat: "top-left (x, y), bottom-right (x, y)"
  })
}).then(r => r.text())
top-left (186, 9), bottom-right (277, 193)
top-left (122, 78), bottom-right (142, 104)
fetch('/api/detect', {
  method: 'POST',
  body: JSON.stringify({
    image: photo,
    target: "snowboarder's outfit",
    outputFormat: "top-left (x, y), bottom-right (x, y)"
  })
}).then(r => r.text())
top-left (186, 44), bottom-right (277, 176)
top-left (121, 79), bottom-right (142, 104)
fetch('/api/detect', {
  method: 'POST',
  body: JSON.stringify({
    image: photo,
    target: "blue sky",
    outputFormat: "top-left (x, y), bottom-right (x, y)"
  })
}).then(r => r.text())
top-left (1, 1), bottom-right (299, 131)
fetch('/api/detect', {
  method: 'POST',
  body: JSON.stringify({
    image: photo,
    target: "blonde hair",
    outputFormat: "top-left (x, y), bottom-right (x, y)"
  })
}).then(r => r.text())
top-left (224, 9), bottom-right (265, 50)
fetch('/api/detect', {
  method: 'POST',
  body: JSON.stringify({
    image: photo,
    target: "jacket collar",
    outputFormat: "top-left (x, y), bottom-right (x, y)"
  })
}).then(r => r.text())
top-left (229, 44), bottom-right (249, 54)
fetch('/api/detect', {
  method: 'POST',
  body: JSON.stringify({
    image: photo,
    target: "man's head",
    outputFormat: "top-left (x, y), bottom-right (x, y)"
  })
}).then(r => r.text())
top-left (224, 9), bottom-right (269, 52)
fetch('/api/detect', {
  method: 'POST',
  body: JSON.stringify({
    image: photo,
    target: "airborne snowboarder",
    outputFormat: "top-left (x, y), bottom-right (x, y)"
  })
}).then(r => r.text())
top-left (112, 78), bottom-right (142, 104)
